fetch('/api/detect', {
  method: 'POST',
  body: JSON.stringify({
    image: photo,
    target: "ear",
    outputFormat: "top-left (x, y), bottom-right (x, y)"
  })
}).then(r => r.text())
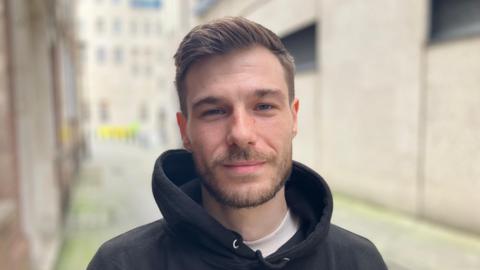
top-left (291, 98), bottom-right (299, 137)
top-left (176, 112), bottom-right (192, 151)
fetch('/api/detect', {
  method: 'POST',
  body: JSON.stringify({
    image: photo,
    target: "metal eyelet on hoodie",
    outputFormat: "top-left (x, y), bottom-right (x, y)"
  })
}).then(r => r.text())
top-left (232, 239), bottom-right (240, 249)
top-left (282, 257), bottom-right (290, 262)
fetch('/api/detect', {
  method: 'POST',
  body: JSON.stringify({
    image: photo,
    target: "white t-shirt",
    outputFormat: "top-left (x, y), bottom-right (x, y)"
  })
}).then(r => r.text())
top-left (244, 209), bottom-right (300, 257)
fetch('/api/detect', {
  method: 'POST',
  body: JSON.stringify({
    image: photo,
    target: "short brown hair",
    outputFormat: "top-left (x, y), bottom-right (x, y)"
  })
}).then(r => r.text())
top-left (174, 17), bottom-right (295, 114)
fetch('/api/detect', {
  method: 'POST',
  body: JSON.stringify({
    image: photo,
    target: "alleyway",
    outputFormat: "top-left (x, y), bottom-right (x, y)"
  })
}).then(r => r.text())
top-left (56, 141), bottom-right (480, 270)
top-left (55, 141), bottom-right (163, 269)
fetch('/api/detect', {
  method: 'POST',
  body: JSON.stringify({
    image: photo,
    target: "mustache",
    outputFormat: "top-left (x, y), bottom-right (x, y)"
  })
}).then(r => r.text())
top-left (215, 146), bottom-right (270, 163)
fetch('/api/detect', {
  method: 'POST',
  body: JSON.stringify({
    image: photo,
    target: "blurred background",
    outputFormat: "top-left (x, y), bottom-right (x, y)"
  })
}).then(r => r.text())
top-left (1, 0), bottom-right (479, 269)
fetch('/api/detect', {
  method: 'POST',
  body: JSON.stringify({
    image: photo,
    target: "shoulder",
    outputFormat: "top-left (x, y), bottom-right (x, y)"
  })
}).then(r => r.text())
top-left (327, 224), bottom-right (377, 251)
top-left (87, 219), bottom-right (169, 270)
top-left (325, 224), bottom-right (387, 269)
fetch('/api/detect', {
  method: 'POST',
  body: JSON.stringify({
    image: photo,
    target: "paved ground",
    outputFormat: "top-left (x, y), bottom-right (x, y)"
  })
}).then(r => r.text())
top-left (55, 141), bottom-right (480, 270)
top-left (55, 141), bottom-right (162, 270)
top-left (333, 195), bottom-right (480, 270)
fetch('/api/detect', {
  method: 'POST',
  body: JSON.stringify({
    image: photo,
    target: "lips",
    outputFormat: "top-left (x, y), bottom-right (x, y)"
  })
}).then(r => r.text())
top-left (222, 161), bottom-right (266, 174)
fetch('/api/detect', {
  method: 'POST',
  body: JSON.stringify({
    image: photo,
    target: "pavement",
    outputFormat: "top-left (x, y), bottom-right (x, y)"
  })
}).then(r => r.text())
top-left (55, 141), bottom-right (480, 270)
top-left (55, 141), bottom-right (162, 270)
top-left (333, 195), bottom-right (480, 270)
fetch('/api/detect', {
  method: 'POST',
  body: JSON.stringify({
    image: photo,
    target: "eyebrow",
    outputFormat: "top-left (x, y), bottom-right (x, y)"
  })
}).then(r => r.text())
top-left (191, 96), bottom-right (223, 111)
top-left (254, 88), bottom-right (284, 99)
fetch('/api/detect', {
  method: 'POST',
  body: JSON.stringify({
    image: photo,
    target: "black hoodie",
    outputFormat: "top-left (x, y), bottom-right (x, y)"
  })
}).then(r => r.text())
top-left (87, 149), bottom-right (387, 270)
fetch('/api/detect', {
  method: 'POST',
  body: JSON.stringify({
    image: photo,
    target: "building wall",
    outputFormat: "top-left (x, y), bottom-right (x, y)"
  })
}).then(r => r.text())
top-left (0, 0), bottom-right (83, 269)
top-left (319, 0), bottom-right (427, 213)
top-left (190, 0), bottom-right (480, 233)
top-left (0, 0), bottom-right (13, 199)
top-left (10, 0), bottom-right (62, 268)
top-left (425, 37), bottom-right (480, 232)
top-left (0, 0), bottom-right (29, 269)
top-left (77, 0), bottom-right (180, 148)
top-left (55, 0), bottom-right (84, 211)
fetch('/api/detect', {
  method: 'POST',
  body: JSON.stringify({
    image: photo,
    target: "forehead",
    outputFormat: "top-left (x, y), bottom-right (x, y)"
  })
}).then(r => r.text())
top-left (184, 46), bottom-right (288, 106)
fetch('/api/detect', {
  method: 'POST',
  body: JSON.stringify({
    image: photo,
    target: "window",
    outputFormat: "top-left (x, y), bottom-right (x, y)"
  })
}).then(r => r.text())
top-left (130, 20), bottom-right (138, 35)
top-left (139, 103), bottom-right (149, 122)
top-left (281, 24), bottom-right (317, 72)
top-left (99, 100), bottom-right (110, 123)
top-left (114, 47), bottom-right (123, 64)
top-left (113, 18), bottom-right (122, 34)
top-left (144, 20), bottom-right (151, 36)
top-left (430, 0), bottom-right (480, 41)
top-left (130, 0), bottom-right (162, 9)
top-left (96, 17), bottom-right (105, 33)
top-left (96, 47), bottom-right (106, 64)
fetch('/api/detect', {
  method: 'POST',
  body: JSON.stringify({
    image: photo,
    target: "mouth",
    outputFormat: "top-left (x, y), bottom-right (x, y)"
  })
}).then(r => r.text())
top-left (222, 161), bottom-right (266, 174)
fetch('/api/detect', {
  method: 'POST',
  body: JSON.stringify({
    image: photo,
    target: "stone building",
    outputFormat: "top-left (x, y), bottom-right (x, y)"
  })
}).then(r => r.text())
top-left (77, 0), bottom-right (184, 149)
top-left (0, 0), bottom-right (83, 269)
top-left (188, 0), bottom-right (480, 234)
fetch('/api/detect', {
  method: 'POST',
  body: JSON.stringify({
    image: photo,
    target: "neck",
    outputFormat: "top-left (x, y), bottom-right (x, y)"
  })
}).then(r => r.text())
top-left (201, 186), bottom-right (288, 241)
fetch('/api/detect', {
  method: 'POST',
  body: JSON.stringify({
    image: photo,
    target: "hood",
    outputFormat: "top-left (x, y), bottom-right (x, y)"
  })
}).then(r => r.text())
top-left (151, 149), bottom-right (333, 268)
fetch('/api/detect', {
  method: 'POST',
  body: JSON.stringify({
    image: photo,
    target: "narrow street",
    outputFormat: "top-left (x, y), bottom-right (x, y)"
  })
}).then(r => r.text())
top-left (56, 141), bottom-right (480, 270)
top-left (55, 141), bottom-right (164, 269)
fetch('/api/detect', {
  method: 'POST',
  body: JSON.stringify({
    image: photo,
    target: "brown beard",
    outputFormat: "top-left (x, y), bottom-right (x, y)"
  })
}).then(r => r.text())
top-left (193, 145), bottom-right (292, 208)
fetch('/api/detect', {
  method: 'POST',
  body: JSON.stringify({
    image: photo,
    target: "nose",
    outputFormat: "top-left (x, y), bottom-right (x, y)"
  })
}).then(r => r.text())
top-left (226, 109), bottom-right (256, 148)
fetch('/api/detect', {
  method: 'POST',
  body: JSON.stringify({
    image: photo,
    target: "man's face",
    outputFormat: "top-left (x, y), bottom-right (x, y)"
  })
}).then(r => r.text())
top-left (177, 45), bottom-right (299, 208)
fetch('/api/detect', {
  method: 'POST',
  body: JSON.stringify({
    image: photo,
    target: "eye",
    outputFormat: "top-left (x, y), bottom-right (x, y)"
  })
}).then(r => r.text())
top-left (202, 108), bottom-right (226, 117)
top-left (256, 104), bottom-right (274, 111)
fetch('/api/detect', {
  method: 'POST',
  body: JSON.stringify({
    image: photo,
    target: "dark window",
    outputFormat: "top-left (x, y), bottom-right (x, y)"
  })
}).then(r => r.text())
top-left (281, 24), bottom-right (317, 72)
top-left (430, 0), bottom-right (480, 42)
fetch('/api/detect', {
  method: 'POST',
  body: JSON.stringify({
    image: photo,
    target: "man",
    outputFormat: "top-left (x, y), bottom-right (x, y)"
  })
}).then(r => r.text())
top-left (88, 17), bottom-right (387, 269)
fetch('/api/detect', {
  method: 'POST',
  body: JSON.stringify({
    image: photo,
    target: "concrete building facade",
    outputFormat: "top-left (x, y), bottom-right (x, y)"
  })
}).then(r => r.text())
top-left (77, 0), bottom-right (184, 149)
top-left (189, 0), bottom-right (480, 234)
top-left (0, 0), bottom-right (83, 269)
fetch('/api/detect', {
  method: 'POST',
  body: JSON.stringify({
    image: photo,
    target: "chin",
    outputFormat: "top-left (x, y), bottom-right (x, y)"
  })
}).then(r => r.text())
top-left (204, 175), bottom-right (284, 208)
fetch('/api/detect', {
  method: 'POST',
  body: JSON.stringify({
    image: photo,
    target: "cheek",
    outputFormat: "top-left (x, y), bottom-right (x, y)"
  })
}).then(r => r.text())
top-left (188, 123), bottom-right (226, 154)
top-left (258, 117), bottom-right (295, 142)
